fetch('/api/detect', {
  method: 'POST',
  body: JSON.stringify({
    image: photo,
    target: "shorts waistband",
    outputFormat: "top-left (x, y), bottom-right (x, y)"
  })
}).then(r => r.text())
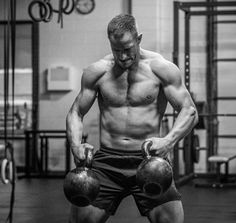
top-left (100, 145), bottom-right (143, 156)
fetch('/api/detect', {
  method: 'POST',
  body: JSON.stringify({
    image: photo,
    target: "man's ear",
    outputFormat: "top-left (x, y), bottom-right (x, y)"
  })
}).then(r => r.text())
top-left (137, 33), bottom-right (143, 44)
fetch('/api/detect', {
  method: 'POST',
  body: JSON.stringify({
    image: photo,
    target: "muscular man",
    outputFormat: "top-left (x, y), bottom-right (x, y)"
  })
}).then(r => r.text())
top-left (66, 14), bottom-right (198, 223)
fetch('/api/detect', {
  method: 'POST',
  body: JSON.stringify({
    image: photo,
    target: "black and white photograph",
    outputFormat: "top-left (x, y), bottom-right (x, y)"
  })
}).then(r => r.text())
top-left (0, 0), bottom-right (236, 223)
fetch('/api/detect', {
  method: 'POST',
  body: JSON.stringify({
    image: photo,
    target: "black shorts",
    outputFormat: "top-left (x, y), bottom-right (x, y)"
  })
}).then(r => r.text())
top-left (90, 146), bottom-right (181, 216)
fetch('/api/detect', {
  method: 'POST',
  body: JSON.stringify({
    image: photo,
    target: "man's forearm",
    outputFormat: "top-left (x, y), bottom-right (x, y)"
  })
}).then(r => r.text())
top-left (165, 106), bottom-right (198, 146)
top-left (66, 111), bottom-right (83, 148)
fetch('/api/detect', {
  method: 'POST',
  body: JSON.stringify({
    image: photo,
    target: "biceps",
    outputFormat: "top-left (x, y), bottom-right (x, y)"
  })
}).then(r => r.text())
top-left (72, 88), bottom-right (97, 117)
top-left (164, 84), bottom-right (194, 112)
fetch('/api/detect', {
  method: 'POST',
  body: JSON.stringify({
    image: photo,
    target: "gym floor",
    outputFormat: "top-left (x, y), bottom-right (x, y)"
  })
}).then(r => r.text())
top-left (0, 178), bottom-right (235, 223)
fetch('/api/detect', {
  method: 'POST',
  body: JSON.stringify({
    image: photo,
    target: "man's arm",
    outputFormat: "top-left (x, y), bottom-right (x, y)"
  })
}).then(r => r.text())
top-left (66, 61), bottom-right (104, 162)
top-left (162, 61), bottom-right (198, 145)
top-left (150, 58), bottom-right (198, 156)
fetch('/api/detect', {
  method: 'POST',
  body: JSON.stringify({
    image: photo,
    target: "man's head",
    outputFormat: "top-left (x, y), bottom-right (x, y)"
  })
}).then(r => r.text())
top-left (107, 14), bottom-right (142, 69)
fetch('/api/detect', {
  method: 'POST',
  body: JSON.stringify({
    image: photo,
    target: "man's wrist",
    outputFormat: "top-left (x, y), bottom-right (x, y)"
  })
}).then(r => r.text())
top-left (70, 145), bottom-right (81, 150)
top-left (164, 134), bottom-right (176, 149)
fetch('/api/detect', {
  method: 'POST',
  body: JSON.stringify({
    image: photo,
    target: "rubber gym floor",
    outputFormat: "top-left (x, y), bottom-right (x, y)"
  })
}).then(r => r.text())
top-left (0, 178), bottom-right (236, 223)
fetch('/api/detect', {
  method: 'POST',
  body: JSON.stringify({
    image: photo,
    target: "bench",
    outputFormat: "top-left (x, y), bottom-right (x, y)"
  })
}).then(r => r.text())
top-left (195, 154), bottom-right (236, 188)
top-left (208, 154), bottom-right (236, 185)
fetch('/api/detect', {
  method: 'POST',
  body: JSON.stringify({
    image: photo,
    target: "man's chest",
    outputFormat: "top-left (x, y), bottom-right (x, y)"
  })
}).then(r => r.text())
top-left (98, 70), bottom-right (160, 106)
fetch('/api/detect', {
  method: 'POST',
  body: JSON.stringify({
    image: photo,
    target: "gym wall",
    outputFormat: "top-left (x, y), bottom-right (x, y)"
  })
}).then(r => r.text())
top-left (0, 0), bottom-right (235, 173)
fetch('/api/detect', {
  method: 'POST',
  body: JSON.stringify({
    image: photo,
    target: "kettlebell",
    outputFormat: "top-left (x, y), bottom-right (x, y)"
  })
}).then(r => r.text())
top-left (63, 147), bottom-right (100, 207)
top-left (136, 141), bottom-right (173, 197)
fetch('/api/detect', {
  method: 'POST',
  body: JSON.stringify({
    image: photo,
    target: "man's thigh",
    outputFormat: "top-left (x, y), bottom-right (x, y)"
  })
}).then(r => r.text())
top-left (69, 204), bottom-right (110, 223)
top-left (148, 200), bottom-right (184, 223)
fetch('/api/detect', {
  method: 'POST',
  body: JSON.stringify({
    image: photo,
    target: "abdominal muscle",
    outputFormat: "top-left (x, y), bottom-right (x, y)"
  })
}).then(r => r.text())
top-left (100, 105), bottom-right (161, 151)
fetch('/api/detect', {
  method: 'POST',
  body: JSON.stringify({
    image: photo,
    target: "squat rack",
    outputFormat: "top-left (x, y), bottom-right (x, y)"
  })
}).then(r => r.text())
top-left (173, 1), bottom-right (236, 185)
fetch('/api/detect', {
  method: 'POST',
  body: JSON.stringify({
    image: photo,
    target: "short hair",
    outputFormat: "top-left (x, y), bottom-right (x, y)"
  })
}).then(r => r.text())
top-left (107, 14), bottom-right (138, 39)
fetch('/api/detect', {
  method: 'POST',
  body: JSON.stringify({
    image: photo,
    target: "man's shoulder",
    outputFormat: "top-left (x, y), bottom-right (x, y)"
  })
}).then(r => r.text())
top-left (141, 49), bottom-right (163, 60)
top-left (84, 55), bottom-right (113, 75)
top-left (143, 52), bottom-right (180, 83)
top-left (141, 49), bottom-right (171, 70)
top-left (83, 55), bottom-right (113, 83)
top-left (142, 50), bottom-right (170, 68)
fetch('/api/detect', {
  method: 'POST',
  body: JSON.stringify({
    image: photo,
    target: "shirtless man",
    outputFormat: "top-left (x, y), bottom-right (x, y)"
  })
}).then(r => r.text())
top-left (66, 14), bottom-right (198, 223)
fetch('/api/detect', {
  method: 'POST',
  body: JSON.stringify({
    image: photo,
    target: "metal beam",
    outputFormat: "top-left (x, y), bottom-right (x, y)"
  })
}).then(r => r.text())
top-left (184, 12), bottom-right (190, 90)
top-left (213, 58), bottom-right (236, 62)
top-left (215, 97), bottom-right (236, 100)
top-left (179, 1), bottom-right (236, 8)
top-left (189, 10), bottom-right (236, 16)
top-left (173, 1), bottom-right (181, 182)
top-left (215, 135), bottom-right (236, 138)
top-left (206, 0), bottom-right (218, 171)
top-left (214, 20), bottom-right (236, 24)
top-left (173, 1), bottom-right (180, 67)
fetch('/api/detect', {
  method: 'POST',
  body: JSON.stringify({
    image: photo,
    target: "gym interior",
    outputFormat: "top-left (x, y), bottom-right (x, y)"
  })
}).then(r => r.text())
top-left (0, 0), bottom-right (236, 223)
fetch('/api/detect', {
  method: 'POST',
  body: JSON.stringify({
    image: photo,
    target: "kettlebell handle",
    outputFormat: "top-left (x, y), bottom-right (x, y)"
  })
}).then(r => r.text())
top-left (84, 147), bottom-right (93, 168)
top-left (141, 141), bottom-right (153, 159)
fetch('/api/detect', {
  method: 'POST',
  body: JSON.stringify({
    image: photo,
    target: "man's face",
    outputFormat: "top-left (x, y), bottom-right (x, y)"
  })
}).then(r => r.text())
top-left (109, 32), bottom-right (141, 69)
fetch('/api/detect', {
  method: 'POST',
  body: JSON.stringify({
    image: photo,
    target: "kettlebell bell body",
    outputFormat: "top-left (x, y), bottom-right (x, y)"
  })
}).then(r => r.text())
top-left (63, 147), bottom-right (100, 206)
top-left (136, 141), bottom-right (173, 197)
top-left (63, 166), bottom-right (100, 206)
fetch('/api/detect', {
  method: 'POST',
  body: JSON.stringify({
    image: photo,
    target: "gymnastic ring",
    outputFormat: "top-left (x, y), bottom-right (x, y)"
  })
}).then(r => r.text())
top-left (1, 159), bottom-right (13, 184)
top-left (62, 0), bottom-right (75, 15)
top-left (28, 0), bottom-right (52, 22)
top-left (53, 0), bottom-right (75, 15)
top-left (39, 0), bottom-right (53, 22)
top-left (28, 0), bottom-right (47, 22)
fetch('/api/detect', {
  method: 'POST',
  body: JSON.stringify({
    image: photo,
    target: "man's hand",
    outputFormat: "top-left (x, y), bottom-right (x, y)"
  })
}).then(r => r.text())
top-left (144, 137), bottom-right (174, 158)
top-left (71, 143), bottom-right (94, 166)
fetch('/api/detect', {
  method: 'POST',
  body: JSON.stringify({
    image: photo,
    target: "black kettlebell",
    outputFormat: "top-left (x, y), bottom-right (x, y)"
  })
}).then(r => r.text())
top-left (63, 147), bottom-right (100, 207)
top-left (136, 141), bottom-right (173, 197)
